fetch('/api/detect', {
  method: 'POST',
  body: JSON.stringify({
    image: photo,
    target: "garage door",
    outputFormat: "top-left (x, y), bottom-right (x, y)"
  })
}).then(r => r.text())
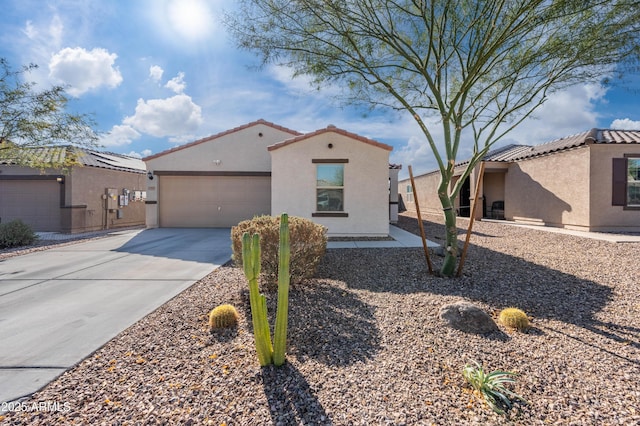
top-left (159, 176), bottom-right (271, 227)
top-left (0, 179), bottom-right (61, 231)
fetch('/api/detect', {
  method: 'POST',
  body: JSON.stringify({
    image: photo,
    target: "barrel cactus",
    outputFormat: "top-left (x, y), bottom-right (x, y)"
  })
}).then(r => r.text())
top-left (209, 304), bottom-right (239, 330)
top-left (498, 307), bottom-right (529, 331)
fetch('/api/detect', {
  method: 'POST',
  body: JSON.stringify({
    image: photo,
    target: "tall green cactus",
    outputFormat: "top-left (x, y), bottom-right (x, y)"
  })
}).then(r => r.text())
top-left (273, 213), bottom-right (290, 366)
top-left (242, 232), bottom-right (273, 366)
top-left (241, 213), bottom-right (291, 367)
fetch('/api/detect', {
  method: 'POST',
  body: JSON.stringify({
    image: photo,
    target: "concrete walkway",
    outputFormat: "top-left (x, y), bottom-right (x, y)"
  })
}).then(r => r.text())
top-left (480, 219), bottom-right (640, 243)
top-left (0, 228), bottom-right (232, 407)
top-left (327, 225), bottom-right (438, 249)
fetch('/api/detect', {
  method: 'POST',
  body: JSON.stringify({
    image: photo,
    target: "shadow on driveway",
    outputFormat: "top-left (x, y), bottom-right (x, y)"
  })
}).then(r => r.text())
top-left (114, 227), bottom-right (232, 263)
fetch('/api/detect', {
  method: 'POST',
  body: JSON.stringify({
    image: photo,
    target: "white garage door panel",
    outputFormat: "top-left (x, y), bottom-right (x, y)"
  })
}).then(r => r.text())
top-left (0, 180), bottom-right (61, 231)
top-left (159, 176), bottom-right (271, 227)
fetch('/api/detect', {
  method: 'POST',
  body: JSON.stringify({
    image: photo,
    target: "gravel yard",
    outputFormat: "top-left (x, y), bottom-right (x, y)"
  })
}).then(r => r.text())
top-left (2, 213), bottom-right (639, 425)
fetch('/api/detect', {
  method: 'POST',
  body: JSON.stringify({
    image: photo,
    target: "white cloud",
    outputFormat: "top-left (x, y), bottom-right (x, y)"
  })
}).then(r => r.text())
top-left (48, 14), bottom-right (64, 46)
top-left (149, 65), bottom-right (164, 83)
top-left (392, 134), bottom-right (440, 171)
top-left (512, 84), bottom-right (606, 139)
top-left (168, 134), bottom-right (197, 144)
top-left (49, 47), bottom-right (123, 96)
top-left (124, 149), bottom-right (152, 159)
top-left (22, 15), bottom-right (63, 48)
top-left (13, 15), bottom-right (65, 88)
top-left (100, 125), bottom-right (141, 147)
top-left (123, 94), bottom-right (203, 138)
top-left (268, 64), bottom-right (343, 98)
top-left (126, 149), bottom-right (153, 159)
top-left (23, 20), bottom-right (37, 39)
top-left (610, 118), bottom-right (640, 130)
top-left (165, 72), bottom-right (186, 94)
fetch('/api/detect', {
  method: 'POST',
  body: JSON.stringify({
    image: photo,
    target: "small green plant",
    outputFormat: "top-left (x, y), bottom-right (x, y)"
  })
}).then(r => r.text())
top-left (498, 307), bottom-right (530, 331)
top-left (208, 304), bottom-right (239, 330)
top-left (243, 213), bottom-right (291, 367)
top-left (0, 219), bottom-right (38, 248)
top-left (462, 361), bottom-right (527, 414)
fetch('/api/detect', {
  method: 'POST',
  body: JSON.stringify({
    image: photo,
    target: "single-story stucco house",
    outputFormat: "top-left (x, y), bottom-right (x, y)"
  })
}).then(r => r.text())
top-left (143, 119), bottom-right (400, 236)
top-left (0, 146), bottom-right (147, 233)
top-left (400, 129), bottom-right (640, 232)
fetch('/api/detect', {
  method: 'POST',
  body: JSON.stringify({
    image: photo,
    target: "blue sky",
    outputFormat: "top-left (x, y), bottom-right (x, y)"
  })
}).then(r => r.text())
top-left (1, 0), bottom-right (639, 179)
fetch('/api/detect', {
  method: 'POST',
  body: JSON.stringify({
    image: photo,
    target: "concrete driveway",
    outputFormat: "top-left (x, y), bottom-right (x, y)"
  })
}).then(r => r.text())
top-left (0, 228), bottom-right (232, 405)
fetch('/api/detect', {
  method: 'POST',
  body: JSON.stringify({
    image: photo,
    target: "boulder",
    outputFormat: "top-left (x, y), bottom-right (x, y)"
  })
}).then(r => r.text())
top-left (439, 301), bottom-right (498, 334)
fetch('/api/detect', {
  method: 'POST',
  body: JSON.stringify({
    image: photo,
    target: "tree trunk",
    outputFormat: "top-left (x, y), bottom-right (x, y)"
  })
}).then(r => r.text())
top-left (438, 186), bottom-right (458, 277)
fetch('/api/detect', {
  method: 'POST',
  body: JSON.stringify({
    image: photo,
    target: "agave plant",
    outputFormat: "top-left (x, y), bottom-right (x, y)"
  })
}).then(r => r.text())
top-left (462, 361), bottom-right (527, 414)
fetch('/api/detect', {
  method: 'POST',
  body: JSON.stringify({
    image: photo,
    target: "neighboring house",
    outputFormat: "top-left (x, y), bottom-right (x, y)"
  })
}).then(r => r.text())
top-left (143, 119), bottom-right (399, 236)
top-left (0, 146), bottom-right (147, 233)
top-left (400, 129), bottom-right (640, 232)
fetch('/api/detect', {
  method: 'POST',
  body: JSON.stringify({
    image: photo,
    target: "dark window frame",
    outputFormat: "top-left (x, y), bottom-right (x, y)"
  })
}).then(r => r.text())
top-left (612, 154), bottom-right (640, 210)
top-left (312, 159), bottom-right (349, 217)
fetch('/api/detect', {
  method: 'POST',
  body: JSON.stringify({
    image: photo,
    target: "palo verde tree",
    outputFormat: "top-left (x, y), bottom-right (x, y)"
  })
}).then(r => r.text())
top-left (0, 58), bottom-right (99, 169)
top-left (225, 0), bottom-right (640, 276)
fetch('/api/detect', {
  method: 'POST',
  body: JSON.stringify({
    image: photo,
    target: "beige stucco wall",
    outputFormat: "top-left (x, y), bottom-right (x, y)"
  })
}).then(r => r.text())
top-left (0, 165), bottom-right (145, 233)
top-left (145, 123), bottom-right (296, 172)
top-left (400, 143), bottom-right (640, 232)
top-left (399, 162), bottom-right (483, 218)
top-left (399, 171), bottom-right (442, 217)
top-left (144, 123), bottom-right (298, 227)
top-left (67, 167), bottom-right (146, 233)
top-left (270, 132), bottom-right (391, 236)
top-left (505, 147), bottom-right (590, 228)
top-left (588, 144), bottom-right (640, 231)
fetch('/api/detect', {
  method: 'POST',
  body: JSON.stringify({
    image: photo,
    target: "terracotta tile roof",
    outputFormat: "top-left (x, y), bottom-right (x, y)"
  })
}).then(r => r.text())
top-left (507, 128), bottom-right (640, 161)
top-left (0, 145), bottom-right (68, 165)
top-left (595, 129), bottom-right (640, 144)
top-left (0, 146), bottom-right (146, 173)
top-left (412, 128), bottom-right (640, 178)
top-left (454, 144), bottom-right (531, 167)
top-left (483, 144), bottom-right (533, 162)
top-left (142, 119), bottom-right (302, 161)
top-left (267, 124), bottom-right (393, 152)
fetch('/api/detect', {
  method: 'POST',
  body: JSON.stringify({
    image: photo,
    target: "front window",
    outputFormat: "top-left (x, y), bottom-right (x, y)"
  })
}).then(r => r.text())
top-left (316, 164), bottom-right (344, 211)
top-left (628, 158), bottom-right (640, 207)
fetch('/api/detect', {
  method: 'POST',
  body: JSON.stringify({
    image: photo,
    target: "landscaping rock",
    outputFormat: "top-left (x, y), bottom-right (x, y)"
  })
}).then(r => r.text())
top-left (439, 301), bottom-right (498, 334)
top-left (5, 214), bottom-right (640, 425)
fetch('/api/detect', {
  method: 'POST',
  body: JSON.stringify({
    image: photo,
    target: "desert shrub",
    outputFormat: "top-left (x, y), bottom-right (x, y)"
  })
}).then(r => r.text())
top-left (498, 307), bottom-right (530, 331)
top-left (208, 304), bottom-right (239, 329)
top-left (0, 219), bottom-right (38, 248)
top-left (231, 215), bottom-right (327, 288)
top-left (463, 360), bottom-right (527, 414)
